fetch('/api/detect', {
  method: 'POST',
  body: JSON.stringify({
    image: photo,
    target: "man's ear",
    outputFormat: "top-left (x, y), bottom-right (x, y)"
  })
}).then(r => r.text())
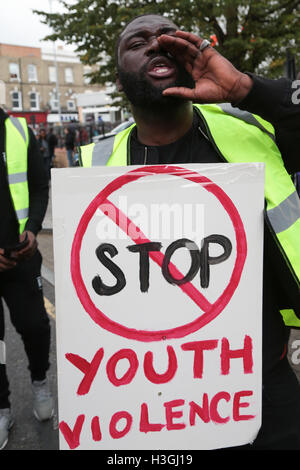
top-left (116, 73), bottom-right (123, 92)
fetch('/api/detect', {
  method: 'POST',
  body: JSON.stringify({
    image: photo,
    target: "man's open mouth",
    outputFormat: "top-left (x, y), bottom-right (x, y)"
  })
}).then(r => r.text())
top-left (147, 56), bottom-right (176, 79)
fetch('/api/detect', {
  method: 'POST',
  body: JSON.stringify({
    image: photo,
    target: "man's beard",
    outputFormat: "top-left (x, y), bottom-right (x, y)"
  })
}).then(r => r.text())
top-left (118, 59), bottom-right (195, 111)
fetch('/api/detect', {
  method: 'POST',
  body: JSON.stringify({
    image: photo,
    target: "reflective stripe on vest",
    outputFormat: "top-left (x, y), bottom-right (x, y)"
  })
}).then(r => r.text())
top-left (280, 309), bottom-right (300, 328)
top-left (79, 104), bottom-right (300, 325)
top-left (5, 116), bottom-right (29, 234)
top-left (79, 125), bottom-right (135, 167)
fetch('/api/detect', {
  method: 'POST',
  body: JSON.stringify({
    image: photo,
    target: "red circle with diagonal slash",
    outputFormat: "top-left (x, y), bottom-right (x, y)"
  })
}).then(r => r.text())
top-left (71, 165), bottom-right (247, 342)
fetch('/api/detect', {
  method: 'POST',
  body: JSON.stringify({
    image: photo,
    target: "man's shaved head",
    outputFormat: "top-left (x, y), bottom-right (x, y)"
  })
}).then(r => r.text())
top-left (115, 14), bottom-right (177, 67)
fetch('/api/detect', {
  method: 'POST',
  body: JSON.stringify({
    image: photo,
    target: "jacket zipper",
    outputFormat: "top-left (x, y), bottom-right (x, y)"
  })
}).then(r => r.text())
top-left (144, 146), bottom-right (148, 165)
top-left (126, 127), bottom-right (148, 166)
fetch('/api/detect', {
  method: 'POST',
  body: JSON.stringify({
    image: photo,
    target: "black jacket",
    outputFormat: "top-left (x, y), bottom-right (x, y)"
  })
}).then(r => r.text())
top-left (238, 74), bottom-right (299, 176)
top-left (237, 75), bottom-right (300, 318)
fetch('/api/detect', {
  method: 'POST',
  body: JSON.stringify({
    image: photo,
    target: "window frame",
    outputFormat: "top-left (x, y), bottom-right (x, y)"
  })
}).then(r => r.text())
top-left (11, 90), bottom-right (22, 110)
top-left (29, 91), bottom-right (39, 111)
top-left (50, 91), bottom-right (59, 111)
top-left (64, 67), bottom-right (74, 84)
top-left (9, 62), bottom-right (20, 81)
top-left (28, 64), bottom-right (38, 82)
top-left (48, 66), bottom-right (57, 83)
top-left (67, 99), bottom-right (76, 111)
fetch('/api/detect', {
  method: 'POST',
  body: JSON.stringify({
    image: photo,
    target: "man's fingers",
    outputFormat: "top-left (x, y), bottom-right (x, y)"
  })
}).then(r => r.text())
top-left (14, 243), bottom-right (37, 260)
top-left (13, 234), bottom-right (37, 261)
top-left (175, 30), bottom-right (204, 48)
top-left (158, 34), bottom-right (199, 61)
top-left (162, 86), bottom-right (197, 100)
top-left (163, 83), bottom-right (221, 103)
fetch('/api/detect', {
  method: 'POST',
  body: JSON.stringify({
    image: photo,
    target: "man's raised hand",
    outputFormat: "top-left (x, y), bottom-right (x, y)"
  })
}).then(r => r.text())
top-left (158, 30), bottom-right (253, 104)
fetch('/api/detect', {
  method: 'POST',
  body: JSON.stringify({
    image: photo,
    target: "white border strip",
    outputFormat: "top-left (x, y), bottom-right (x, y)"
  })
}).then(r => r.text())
top-left (0, 340), bottom-right (6, 365)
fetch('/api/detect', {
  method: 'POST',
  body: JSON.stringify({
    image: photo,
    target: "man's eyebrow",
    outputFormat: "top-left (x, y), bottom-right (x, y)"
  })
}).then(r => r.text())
top-left (124, 26), bottom-right (177, 42)
top-left (158, 26), bottom-right (177, 35)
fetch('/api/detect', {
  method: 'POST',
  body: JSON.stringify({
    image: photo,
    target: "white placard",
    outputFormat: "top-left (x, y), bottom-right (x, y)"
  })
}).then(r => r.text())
top-left (52, 163), bottom-right (264, 450)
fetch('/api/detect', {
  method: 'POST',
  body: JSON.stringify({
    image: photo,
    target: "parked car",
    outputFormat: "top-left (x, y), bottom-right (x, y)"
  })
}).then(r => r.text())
top-left (92, 120), bottom-right (134, 143)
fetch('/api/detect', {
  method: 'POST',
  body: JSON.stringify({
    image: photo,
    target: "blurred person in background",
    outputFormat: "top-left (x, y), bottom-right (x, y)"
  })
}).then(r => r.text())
top-left (38, 128), bottom-right (51, 181)
top-left (0, 108), bottom-right (54, 450)
top-left (64, 127), bottom-right (75, 167)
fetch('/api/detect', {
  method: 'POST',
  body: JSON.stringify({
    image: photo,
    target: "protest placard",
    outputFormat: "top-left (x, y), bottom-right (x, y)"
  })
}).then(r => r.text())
top-left (52, 163), bottom-right (264, 450)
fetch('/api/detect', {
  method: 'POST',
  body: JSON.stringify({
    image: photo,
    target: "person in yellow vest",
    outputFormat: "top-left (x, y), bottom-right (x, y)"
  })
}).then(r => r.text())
top-left (79, 14), bottom-right (300, 449)
top-left (0, 108), bottom-right (54, 450)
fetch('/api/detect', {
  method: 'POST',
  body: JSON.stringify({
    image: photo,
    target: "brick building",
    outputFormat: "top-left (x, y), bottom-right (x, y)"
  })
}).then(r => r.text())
top-left (0, 42), bottom-right (104, 127)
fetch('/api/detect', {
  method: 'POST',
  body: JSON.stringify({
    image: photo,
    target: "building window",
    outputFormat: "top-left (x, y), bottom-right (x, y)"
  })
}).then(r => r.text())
top-left (64, 67), bottom-right (73, 83)
top-left (9, 63), bottom-right (20, 81)
top-left (11, 90), bottom-right (22, 110)
top-left (29, 92), bottom-right (39, 110)
top-left (83, 66), bottom-right (91, 84)
top-left (50, 91), bottom-right (59, 110)
top-left (28, 64), bottom-right (38, 82)
top-left (48, 66), bottom-right (56, 83)
top-left (67, 100), bottom-right (75, 111)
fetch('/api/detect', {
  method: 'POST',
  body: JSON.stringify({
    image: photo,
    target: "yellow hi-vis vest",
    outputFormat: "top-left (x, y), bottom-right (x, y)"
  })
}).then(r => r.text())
top-left (4, 116), bottom-right (30, 234)
top-left (79, 103), bottom-right (300, 327)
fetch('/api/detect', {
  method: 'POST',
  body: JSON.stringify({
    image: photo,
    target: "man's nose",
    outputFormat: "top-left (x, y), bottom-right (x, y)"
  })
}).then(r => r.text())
top-left (145, 36), bottom-right (162, 55)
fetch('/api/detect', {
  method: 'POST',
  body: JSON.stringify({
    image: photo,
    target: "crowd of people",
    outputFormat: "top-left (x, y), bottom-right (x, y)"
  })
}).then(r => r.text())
top-left (32, 123), bottom-right (107, 175)
top-left (33, 124), bottom-right (98, 175)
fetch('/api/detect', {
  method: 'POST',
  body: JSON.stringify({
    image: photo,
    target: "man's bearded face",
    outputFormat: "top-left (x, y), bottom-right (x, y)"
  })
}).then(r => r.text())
top-left (116, 15), bottom-right (195, 110)
top-left (117, 58), bottom-right (194, 109)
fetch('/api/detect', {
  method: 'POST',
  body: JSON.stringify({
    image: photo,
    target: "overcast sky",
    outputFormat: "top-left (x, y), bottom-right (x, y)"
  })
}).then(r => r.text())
top-left (0, 0), bottom-right (72, 50)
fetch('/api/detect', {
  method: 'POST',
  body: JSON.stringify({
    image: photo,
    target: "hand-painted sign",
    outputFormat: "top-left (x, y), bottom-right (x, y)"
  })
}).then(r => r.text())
top-left (52, 163), bottom-right (264, 450)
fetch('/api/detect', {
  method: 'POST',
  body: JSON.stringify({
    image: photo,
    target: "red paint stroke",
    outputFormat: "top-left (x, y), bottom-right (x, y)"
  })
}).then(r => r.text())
top-left (280, 343), bottom-right (287, 360)
top-left (233, 391), bottom-right (255, 421)
top-left (164, 399), bottom-right (186, 430)
top-left (140, 403), bottom-right (165, 433)
top-left (65, 348), bottom-right (104, 395)
top-left (59, 414), bottom-right (85, 450)
top-left (91, 416), bottom-right (102, 441)
top-left (189, 397), bottom-right (210, 424)
top-left (98, 197), bottom-right (212, 312)
top-left (71, 165), bottom-right (247, 342)
top-left (106, 348), bottom-right (139, 386)
top-left (144, 345), bottom-right (178, 384)
top-left (210, 392), bottom-right (231, 424)
top-left (181, 340), bottom-right (218, 378)
top-left (220, 335), bottom-right (253, 375)
top-left (109, 411), bottom-right (133, 439)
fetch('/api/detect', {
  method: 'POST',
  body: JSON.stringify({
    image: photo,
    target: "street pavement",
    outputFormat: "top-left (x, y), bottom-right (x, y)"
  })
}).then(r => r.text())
top-left (2, 184), bottom-right (300, 451)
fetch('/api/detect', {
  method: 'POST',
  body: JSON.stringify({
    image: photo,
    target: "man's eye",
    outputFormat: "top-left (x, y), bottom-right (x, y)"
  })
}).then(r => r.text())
top-left (130, 42), bottom-right (145, 49)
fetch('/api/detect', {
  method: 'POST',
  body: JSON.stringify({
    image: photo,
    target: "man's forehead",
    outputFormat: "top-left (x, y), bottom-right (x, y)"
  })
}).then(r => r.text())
top-left (121, 15), bottom-right (177, 40)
